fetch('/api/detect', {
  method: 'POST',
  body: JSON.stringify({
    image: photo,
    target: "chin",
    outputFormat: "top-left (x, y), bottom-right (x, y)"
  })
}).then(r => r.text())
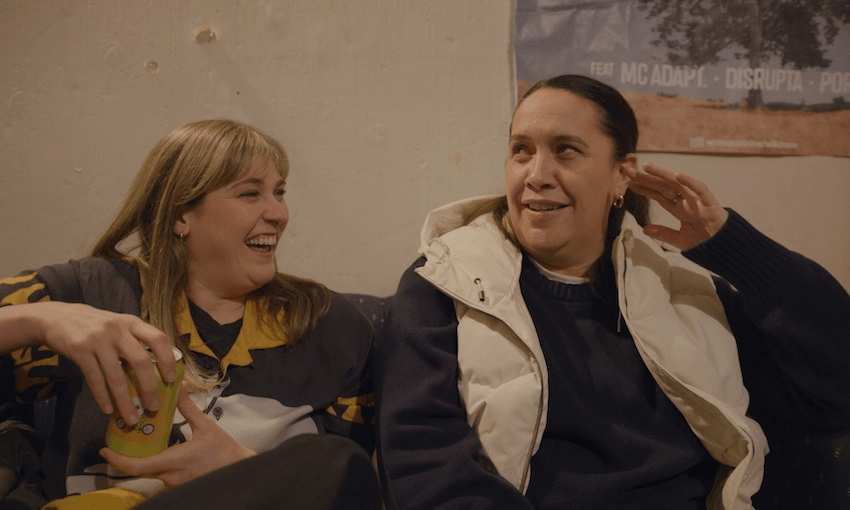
top-left (248, 268), bottom-right (277, 289)
top-left (259, 272), bottom-right (278, 286)
top-left (518, 233), bottom-right (567, 257)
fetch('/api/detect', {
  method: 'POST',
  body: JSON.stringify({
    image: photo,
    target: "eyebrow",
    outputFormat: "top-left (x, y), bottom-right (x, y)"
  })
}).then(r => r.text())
top-left (228, 177), bottom-right (286, 188)
top-left (510, 133), bottom-right (589, 148)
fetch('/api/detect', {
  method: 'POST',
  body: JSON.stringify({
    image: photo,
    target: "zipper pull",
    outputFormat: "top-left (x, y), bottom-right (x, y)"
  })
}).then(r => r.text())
top-left (474, 278), bottom-right (485, 302)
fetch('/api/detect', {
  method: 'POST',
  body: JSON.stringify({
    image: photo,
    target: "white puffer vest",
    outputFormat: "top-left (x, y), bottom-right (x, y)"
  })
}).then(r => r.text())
top-left (415, 196), bottom-right (769, 510)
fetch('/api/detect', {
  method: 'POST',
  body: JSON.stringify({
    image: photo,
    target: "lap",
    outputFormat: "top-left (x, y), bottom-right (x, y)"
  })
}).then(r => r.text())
top-left (135, 433), bottom-right (381, 510)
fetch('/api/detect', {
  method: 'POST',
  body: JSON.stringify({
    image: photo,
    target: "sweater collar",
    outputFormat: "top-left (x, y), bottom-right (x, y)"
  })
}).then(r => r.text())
top-left (174, 292), bottom-right (288, 375)
top-left (522, 255), bottom-right (596, 301)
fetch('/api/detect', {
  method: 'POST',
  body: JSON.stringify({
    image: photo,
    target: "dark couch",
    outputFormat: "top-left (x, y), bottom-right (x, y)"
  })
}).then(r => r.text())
top-left (3, 292), bottom-right (849, 509)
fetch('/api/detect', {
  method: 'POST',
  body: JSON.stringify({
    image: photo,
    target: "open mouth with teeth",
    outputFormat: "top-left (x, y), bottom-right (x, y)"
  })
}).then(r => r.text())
top-left (245, 235), bottom-right (277, 252)
top-left (527, 203), bottom-right (567, 211)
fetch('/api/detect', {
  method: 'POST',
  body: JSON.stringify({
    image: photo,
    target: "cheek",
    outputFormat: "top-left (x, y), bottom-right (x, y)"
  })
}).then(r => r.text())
top-left (281, 203), bottom-right (290, 229)
top-left (507, 203), bottom-right (531, 246)
top-left (505, 172), bottom-right (526, 208)
top-left (507, 201), bottom-right (521, 226)
top-left (504, 159), bottom-right (520, 187)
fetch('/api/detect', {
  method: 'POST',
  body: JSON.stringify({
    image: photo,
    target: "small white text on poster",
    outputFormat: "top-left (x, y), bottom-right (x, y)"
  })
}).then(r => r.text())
top-left (588, 62), bottom-right (850, 94)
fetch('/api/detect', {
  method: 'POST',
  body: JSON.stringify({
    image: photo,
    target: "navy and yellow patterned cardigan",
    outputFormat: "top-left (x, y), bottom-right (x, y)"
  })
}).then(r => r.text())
top-left (0, 257), bottom-right (375, 499)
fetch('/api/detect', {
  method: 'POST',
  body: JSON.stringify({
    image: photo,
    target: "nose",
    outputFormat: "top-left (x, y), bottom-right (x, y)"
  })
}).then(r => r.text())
top-left (526, 151), bottom-right (556, 190)
top-left (264, 196), bottom-right (289, 231)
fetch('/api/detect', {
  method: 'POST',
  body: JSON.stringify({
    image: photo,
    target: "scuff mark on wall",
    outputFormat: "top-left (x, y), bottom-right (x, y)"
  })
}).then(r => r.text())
top-left (194, 25), bottom-right (215, 44)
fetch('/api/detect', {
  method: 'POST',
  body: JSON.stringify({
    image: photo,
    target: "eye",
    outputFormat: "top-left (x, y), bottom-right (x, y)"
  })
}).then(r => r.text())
top-left (510, 143), bottom-right (533, 163)
top-left (274, 188), bottom-right (286, 200)
top-left (240, 190), bottom-right (260, 198)
top-left (556, 143), bottom-right (578, 154)
top-left (511, 144), bottom-right (528, 155)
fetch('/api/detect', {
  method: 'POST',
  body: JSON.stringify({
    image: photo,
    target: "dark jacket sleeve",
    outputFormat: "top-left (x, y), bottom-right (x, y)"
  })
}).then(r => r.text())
top-left (684, 209), bottom-right (850, 430)
top-left (0, 267), bottom-right (70, 404)
top-left (376, 259), bottom-right (535, 510)
top-left (315, 292), bottom-right (377, 455)
top-left (1, 259), bottom-right (142, 404)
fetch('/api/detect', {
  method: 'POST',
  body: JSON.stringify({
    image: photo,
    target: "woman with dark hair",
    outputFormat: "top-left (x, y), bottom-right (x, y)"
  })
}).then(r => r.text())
top-left (0, 120), bottom-right (380, 509)
top-left (375, 75), bottom-right (850, 509)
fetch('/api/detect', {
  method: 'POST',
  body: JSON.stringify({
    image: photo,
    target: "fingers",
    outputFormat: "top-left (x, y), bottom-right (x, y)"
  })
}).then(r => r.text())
top-left (100, 321), bottom-right (165, 423)
top-left (102, 382), bottom-right (257, 488)
top-left (121, 361), bottom-right (160, 422)
top-left (628, 161), bottom-right (730, 249)
top-left (101, 384), bottom-right (202, 487)
top-left (627, 179), bottom-right (671, 206)
top-left (641, 224), bottom-right (681, 246)
top-left (119, 342), bottom-right (162, 414)
top-left (99, 447), bottom-right (142, 476)
top-left (76, 353), bottom-right (115, 416)
top-left (639, 162), bottom-right (718, 203)
top-left (121, 322), bottom-right (175, 416)
top-left (175, 382), bottom-right (208, 430)
top-left (631, 163), bottom-right (689, 202)
top-left (139, 323), bottom-right (177, 384)
top-left (99, 384), bottom-right (192, 480)
top-left (99, 445), bottom-right (173, 481)
top-left (627, 165), bottom-right (673, 208)
top-left (101, 348), bottom-right (144, 424)
top-left (628, 162), bottom-right (717, 214)
top-left (73, 333), bottom-right (146, 424)
top-left (44, 305), bottom-right (171, 425)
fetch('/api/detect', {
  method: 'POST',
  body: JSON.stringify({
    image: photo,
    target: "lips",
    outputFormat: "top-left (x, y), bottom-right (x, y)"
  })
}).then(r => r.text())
top-left (527, 203), bottom-right (566, 211)
top-left (524, 199), bottom-right (568, 212)
top-left (245, 234), bottom-right (277, 252)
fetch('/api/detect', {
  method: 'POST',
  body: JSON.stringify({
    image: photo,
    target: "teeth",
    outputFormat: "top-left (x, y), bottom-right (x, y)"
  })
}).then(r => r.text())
top-left (528, 203), bottom-right (565, 211)
top-left (246, 236), bottom-right (276, 246)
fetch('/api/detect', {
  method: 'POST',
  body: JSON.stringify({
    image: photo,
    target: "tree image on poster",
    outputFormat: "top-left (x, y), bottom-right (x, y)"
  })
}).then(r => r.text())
top-left (638, 0), bottom-right (849, 110)
top-left (514, 0), bottom-right (850, 156)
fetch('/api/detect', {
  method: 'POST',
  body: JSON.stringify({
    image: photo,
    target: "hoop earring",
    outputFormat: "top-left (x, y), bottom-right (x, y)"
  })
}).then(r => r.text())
top-left (613, 195), bottom-right (624, 209)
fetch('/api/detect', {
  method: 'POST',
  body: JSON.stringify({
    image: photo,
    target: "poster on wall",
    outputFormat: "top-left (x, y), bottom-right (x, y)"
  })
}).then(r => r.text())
top-left (514, 0), bottom-right (850, 157)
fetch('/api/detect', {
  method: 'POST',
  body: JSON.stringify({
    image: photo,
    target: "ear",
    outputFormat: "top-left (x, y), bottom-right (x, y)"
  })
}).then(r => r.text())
top-left (614, 153), bottom-right (637, 197)
top-left (173, 215), bottom-right (189, 237)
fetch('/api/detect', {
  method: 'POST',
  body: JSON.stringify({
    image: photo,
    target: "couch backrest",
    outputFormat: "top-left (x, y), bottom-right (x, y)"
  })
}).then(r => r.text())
top-left (344, 293), bottom-right (391, 340)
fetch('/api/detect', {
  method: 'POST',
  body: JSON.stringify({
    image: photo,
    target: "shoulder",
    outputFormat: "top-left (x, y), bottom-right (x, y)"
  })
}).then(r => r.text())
top-left (38, 257), bottom-right (142, 312)
top-left (310, 291), bottom-right (375, 352)
top-left (419, 216), bottom-right (522, 305)
top-left (427, 212), bottom-right (507, 254)
top-left (389, 257), bottom-right (458, 330)
top-left (340, 292), bottom-right (389, 333)
top-left (421, 213), bottom-right (517, 270)
top-left (33, 257), bottom-right (137, 283)
top-left (326, 291), bottom-right (373, 326)
top-left (398, 258), bottom-right (442, 297)
top-left (1, 258), bottom-right (142, 314)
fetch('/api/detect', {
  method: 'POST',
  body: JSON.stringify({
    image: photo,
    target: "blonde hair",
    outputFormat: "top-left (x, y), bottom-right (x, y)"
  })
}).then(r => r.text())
top-left (91, 119), bottom-right (331, 386)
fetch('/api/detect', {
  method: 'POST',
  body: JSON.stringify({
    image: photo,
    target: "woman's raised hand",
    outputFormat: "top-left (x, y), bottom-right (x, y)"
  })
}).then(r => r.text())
top-left (12, 301), bottom-right (176, 425)
top-left (627, 162), bottom-right (729, 251)
top-left (100, 382), bottom-right (256, 488)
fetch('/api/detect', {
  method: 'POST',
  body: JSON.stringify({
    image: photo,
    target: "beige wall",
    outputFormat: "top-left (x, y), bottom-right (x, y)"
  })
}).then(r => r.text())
top-left (1, 1), bottom-right (848, 296)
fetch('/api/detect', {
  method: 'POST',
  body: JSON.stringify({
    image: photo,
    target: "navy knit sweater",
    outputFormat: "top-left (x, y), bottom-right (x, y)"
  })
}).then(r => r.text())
top-left (521, 256), bottom-right (715, 509)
